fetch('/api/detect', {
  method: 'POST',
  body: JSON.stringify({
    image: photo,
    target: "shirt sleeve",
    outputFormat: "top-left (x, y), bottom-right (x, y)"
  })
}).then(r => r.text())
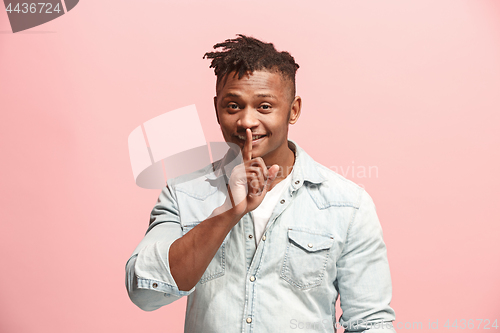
top-left (125, 181), bottom-right (195, 311)
top-left (335, 188), bottom-right (396, 332)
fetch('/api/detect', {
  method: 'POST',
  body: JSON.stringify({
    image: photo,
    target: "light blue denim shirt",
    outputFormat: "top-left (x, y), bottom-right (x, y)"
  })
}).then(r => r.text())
top-left (126, 140), bottom-right (396, 333)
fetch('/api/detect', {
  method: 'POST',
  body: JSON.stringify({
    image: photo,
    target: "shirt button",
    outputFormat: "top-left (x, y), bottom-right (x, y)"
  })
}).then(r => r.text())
top-left (249, 234), bottom-right (253, 239)
top-left (250, 276), bottom-right (256, 282)
top-left (280, 199), bottom-right (285, 204)
top-left (295, 180), bottom-right (300, 184)
top-left (262, 235), bottom-right (266, 241)
top-left (152, 283), bottom-right (158, 288)
top-left (308, 243), bottom-right (313, 248)
top-left (246, 317), bottom-right (252, 323)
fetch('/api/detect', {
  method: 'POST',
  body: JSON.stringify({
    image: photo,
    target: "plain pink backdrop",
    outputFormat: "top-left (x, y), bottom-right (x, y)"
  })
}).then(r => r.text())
top-left (1, 0), bottom-right (499, 332)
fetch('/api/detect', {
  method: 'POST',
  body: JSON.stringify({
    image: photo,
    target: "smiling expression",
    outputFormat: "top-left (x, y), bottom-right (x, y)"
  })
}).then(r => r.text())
top-left (214, 70), bottom-right (302, 167)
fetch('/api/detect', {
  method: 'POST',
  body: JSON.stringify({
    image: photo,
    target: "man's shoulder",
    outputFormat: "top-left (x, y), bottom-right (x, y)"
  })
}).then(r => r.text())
top-left (305, 157), bottom-right (365, 210)
top-left (166, 161), bottom-right (222, 200)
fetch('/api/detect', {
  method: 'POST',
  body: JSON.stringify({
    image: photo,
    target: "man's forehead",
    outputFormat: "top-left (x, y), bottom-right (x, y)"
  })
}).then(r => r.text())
top-left (216, 69), bottom-right (293, 96)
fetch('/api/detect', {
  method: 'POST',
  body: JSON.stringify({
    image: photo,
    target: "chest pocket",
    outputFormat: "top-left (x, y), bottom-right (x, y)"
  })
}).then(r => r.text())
top-left (280, 228), bottom-right (334, 290)
top-left (182, 223), bottom-right (226, 284)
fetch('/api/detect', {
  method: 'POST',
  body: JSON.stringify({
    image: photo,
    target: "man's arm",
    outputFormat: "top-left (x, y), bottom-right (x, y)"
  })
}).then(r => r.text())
top-left (126, 129), bottom-right (279, 311)
top-left (126, 222), bottom-right (189, 311)
top-left (168, 202), bottom-right (244, 291)
top-left (125, 181), bottom-right (244, 311)
top-left (335, 189), bottom-right (396, 332)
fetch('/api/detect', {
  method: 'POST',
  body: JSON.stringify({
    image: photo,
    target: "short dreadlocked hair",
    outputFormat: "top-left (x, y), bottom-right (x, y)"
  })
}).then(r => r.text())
top-left (203, 34), bottom-right (299, 99)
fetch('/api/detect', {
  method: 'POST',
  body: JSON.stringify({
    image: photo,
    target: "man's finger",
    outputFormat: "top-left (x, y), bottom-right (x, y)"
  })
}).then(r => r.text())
top-left (249, 157), bottom-right (268, 181)
top-left (266, 164), bottom-right (280, 190)
top-left (243, 128), bottom-right (252, 162)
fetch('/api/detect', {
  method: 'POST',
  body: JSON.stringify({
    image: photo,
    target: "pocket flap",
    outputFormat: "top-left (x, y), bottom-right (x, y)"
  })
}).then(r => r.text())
top-left (288, 229), bottom-right (334, 252)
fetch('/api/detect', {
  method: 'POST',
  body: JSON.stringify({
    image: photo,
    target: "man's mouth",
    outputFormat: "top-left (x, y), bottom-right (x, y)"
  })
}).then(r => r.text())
top-left (236, 134), bottom-right (266, 141)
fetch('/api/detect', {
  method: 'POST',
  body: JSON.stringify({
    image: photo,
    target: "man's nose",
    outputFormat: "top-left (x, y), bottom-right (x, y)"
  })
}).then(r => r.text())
top-left (237, 108), bottom-right (259, 129)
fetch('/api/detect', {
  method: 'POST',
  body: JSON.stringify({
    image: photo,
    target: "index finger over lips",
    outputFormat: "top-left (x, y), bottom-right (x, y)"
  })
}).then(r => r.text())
top-left (242, 128), bottom-right (252, 162)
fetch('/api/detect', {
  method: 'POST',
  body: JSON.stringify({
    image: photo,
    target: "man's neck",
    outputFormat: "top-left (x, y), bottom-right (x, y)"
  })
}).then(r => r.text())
top-left (268, 142), bottom-right (296, 191)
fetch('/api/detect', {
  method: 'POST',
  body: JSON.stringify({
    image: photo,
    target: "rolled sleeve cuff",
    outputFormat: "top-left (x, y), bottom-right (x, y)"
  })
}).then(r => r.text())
top-left (136, 277), bottom-right (194, 296)
top-left (134, 239), bottom-right (195, 297)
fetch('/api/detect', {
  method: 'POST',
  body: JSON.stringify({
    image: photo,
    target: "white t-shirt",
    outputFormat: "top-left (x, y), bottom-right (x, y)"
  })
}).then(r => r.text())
top-left (251, 170), bottom-right (293, 246)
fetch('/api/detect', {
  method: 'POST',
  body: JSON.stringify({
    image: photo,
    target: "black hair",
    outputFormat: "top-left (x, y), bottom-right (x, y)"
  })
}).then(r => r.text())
top-left (203, 34), bottom-right (299, 97)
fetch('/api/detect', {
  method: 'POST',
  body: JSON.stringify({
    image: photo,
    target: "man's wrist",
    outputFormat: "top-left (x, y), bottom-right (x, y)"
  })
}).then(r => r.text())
top-left (212, 200), bottom-right (245, 224)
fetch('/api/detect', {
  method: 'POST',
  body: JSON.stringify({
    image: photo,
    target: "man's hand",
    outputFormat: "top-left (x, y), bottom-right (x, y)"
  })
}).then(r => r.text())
top-left (225, 128), bottom-right (279, 216)
top-left (168, 129), bottom-right (279, 291)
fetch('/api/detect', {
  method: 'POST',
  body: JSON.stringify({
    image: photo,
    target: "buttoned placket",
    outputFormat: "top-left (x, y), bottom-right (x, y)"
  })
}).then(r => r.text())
top-left (241, 178), bottom-right (303, 333)
top-left (244, 214), bottom-right (256, 269)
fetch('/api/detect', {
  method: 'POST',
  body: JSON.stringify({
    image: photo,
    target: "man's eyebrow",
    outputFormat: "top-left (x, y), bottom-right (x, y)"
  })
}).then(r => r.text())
top-left (222, 93), bottom-right (241, 99)
top-left (221, 93), bottom-right (278, 99)
top-left (254, 93), bottom-right (277, 99)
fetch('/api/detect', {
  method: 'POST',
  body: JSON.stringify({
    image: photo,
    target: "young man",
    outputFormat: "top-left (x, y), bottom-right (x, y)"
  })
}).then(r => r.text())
top-left (126, 35), bottom-right (396, 332)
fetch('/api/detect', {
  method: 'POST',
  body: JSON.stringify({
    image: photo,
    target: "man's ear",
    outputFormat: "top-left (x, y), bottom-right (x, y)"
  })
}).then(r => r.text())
top-left (214, 96), bottom-right (220, 125)
top-left (288, 96), bottom-right (302, 125)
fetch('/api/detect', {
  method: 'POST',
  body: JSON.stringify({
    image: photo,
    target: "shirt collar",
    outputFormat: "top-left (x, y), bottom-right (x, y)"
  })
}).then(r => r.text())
top-left (205, 139), bottom-right (327, 186)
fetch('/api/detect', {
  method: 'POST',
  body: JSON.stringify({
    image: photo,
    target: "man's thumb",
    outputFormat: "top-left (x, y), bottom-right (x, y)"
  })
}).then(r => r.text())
top-left (266, 164), bottom-right (280, 190)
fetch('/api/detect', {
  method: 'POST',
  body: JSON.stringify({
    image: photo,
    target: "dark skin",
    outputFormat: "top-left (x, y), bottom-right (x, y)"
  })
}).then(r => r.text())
top-left (215, 70), bottom-right (301, 188)
top-left (169, 70), bottom-right (302, 291)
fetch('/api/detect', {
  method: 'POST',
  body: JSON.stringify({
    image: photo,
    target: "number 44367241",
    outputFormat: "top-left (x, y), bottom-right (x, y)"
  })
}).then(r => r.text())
top-left (5, 3), bottom-right (62, 14)
top-left (444, 319), bottom-right (498, 329)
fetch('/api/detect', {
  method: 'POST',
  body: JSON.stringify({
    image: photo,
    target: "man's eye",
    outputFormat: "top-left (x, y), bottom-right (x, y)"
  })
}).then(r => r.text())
top-left (260, 104), bottom-right (271, 110)
top-left (228, 104), bottom-right (239, 110)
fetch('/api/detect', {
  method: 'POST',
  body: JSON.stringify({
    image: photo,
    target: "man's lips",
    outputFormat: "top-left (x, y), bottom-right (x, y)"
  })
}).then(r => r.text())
top-left (235, 134), bottom-right (266, 141)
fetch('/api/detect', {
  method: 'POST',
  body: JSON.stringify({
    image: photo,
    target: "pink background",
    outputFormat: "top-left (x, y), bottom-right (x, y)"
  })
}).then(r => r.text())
top-left (1, 0), bottom-right (499, 332)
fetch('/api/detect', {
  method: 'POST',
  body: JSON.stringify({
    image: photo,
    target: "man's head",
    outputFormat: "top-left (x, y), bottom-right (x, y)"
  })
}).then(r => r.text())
top-left (204, 34), bottom-right (299, 102)
top-left (204, 35), bottom-right (302, 167)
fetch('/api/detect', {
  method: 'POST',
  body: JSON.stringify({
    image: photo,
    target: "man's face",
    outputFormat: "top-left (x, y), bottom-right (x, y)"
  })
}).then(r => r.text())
top-left (214, 70), bottom-right (301, 166)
